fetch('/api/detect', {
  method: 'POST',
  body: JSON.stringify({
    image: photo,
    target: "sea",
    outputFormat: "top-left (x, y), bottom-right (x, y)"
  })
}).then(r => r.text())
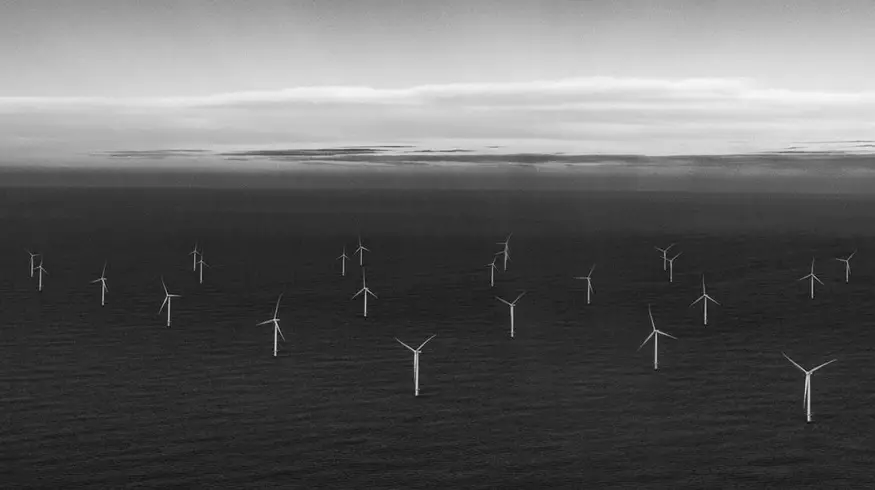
top-left (2, 182), bottom-right (875, 488)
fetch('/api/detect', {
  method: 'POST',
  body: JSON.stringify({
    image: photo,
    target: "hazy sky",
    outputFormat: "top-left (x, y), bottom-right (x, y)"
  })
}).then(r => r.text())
top-left (2, 0), bottom-right (875, 163)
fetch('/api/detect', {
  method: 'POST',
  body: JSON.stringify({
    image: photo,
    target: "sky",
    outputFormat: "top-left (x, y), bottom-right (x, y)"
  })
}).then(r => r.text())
top-left (1, 0), bottom-right (874, 168)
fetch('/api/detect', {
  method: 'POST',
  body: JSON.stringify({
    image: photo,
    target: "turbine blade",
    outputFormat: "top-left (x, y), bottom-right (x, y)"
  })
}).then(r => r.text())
top-left (159, 297), bottom-right (168, 314)
top-left (257, 319), bottom-right (273, 326)
top-left (395, 338), bottom-right (415, 351)
top-left (417, 334), bottom-right (437, 350)
top-left (814, 275), bottom-right (824, 285)
top-left (352, 289), bottom-right (364, 299)
top-left (782, 352), bottom-right (807, 373)
top-left (690, 295), bottom-right (704, 307)
top-left (274, 293), bottom-right (283, 317)
top-left (637, 331), bottom-right (655, 351)
top-left (513, 291), bottom-right (527, 303)
top-left (648, 304), bottom-right (656, 330)
top-left (496, 297), bottom-right (512, 306)
top-left (367, 289), bottom-right (378, 299)
top-left (657, 330), bottom-right (678, 340)
top-left (810, 359), bottom-right (837, 372)
top-left (276, 325), bottom-right (286, 341)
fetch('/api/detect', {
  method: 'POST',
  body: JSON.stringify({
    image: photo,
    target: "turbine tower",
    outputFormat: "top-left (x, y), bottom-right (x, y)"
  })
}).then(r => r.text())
top-left (782, 352), bottom-right (837, 423)
top-left (395, 334), bottom-right (437, 396)
top-left (638, 304), bottom-right (677, 371)
top-left (690, 274), bottom-right (719, 325)
top-left (257, 294), bottom-right (286, 357)
top-left (496, 291), bottom-right (526, 338)
top-left (573, 264), bottom-right (595, 305)
top-left (798, 258), bottom-right (823, 300)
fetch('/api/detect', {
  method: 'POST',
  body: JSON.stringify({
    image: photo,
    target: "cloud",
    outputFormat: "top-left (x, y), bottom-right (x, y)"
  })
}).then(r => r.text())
top-left (2, 77), bottom-right (875, 159)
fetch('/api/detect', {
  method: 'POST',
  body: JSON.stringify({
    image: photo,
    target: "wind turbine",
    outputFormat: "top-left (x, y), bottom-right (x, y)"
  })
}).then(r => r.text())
top-left (337, 246), bottom-right (350, 277)
top-left (690, 274), bottom-right (719, 325)
top-left (34, 259), bottom-right (48, 292)
top-left (666, 252), bottom-right (682, 283)
top-left (158, 277), bottom-right (181, 327)
top-left (486, 257), bottom-right (498, 287)
top-left (257, 294), bottom-right (286, 357)
top-left (798, 258), bottom-right (823, 299)
top-left (352, 268), bottom-right (377, 317)
top-left (495, 291), bottom-right (526, 338)
top-left (653, 243), bottom-right (675, 271)
top-left (25, 250), bottom-right (39, 277)
top-left (91, 261), bottom-right (109, 306)
top-left (188, 243), bottom-right (200, 272)
top-left (654, 243), bottom-right (675, 271)
top-left (196, 256), bottom-right (209, 284)
top-left (496, 233), bottom-right (512, 271)
top-left (782, 352), bottom-right (837, 423)
top-left (637, 305), bottom-right (678, 371)
top-left (395, 334), bottom-right (437, 397)
top-left (835, 250), bottom-right (856, 283)
top-left (354, 236), bottom-right (370, 267)
top-left (573, 264), bottom-right (595, 305)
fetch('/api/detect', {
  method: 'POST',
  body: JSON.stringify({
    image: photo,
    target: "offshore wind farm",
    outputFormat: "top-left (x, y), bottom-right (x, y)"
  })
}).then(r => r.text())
top-left (2, 187), bottom-right (874, 487)
top-left (4, 0), bottom-right (875, 487)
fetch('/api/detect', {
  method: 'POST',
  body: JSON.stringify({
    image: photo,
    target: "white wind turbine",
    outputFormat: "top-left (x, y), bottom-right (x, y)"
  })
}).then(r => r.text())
top-left (486, 256), bottom-right (498, 287)
top-left (25, 250), bottom-right (40, 278)
top-left (782, 352), bottom-right (837, 423)
top-left (573, 264), bottom-right (595, 305)
top-left (337, 246), bottom-right (350, 277)
top-left (637, 305), bottom-right (678, 371)
top-left (666, 252), bottom-right (682, 283)
top-left (835, 250), bottom-right (856, 283)
top-left (34, 259), bottom-right (48, 292)
top-left (495, 291), bottom-right (526, 338)
top-left (158, 277), bottom-right (181, 327)
top-left (798, 258), bottom-right (823, 299)
top-left (257, 294), bottom-right (286, 357)
top-left (352, 268), bottom-right (377, 317)
top-left (188, 243), bottom-right (200, 272)
top-left (395, 334), bottom-right (437, 397)
top-left (496, 233), bottom-right (512, 271)
top-left (654, 243), bottom-right (675, 271)
top-left (354, 236), bottom-right (370, 267)
top-left (196, 255), bottom-right (209, 284)
top-left (91, 261), bottom-right (109, 306)
top-left (690, 274), bottom-right (719, 325)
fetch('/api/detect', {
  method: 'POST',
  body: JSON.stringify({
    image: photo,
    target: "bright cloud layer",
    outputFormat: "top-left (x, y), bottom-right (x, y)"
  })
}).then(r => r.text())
top-left (2, 77), bottom-right (875, 160)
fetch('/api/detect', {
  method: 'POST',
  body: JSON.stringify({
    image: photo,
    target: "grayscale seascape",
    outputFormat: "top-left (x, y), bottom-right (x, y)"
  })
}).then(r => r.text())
top-left (2, 186), bottom-right (874, 488)
top-left (4, 0), bottom-right (875, 487)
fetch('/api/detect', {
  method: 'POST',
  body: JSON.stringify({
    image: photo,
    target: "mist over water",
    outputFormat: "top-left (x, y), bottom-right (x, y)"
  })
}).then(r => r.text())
top-left (2, 185), bottom-right (874, 487)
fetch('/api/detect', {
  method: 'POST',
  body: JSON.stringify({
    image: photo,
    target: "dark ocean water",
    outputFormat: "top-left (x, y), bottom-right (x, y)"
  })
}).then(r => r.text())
top-left (2, 186), bottom-right (875, 488)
